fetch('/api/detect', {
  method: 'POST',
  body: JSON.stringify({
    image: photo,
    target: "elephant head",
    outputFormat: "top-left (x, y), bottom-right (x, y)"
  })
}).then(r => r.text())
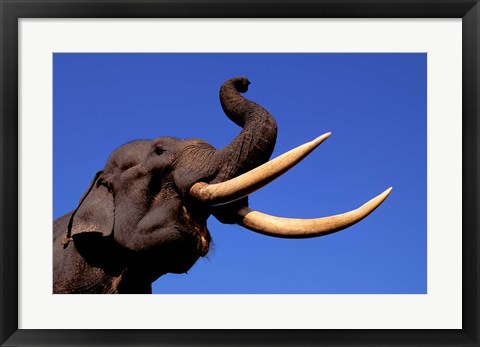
top-left (53, 77), bottom-right (391, 294)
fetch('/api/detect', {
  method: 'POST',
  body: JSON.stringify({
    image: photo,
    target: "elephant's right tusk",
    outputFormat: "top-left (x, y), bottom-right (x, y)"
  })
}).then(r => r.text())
top-left (189, 132), bottom-right (331, 206)
top-left (234, 187), bottom-right (392, 238)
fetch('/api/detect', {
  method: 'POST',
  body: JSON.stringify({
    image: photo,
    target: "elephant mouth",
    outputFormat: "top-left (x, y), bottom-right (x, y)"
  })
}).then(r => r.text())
top-left (198, 233), bottom-right (209, 257)
top-left (192, 224), bottom-right (209, 257)
top-left (178, 205), bottom-right (211, 257)
top-left (145, 224), bottom-right (210, 275)
top-left (174, 223), bottom-right (209, 258)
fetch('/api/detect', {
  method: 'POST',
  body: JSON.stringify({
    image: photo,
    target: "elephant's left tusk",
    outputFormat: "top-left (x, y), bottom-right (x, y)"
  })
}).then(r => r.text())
top-left (189, 132), bottom-right (331, 206)
top-left (233, 187), bottom-right (392, 238)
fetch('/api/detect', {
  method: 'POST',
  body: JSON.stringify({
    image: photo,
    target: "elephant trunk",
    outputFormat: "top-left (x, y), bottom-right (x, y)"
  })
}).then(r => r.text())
top-left (199, 77), bottom-right (277, 224)
top-left (212, 77), bottom-right (278, 183)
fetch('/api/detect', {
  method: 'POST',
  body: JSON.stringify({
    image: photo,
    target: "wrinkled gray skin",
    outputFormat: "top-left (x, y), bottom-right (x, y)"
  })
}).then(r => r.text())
top-left (53, 77), bottom-right (278, 293)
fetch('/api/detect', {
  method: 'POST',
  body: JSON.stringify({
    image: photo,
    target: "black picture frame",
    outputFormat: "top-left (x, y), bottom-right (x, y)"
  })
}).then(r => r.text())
top-left (1, 1), bottom-right (478, 346)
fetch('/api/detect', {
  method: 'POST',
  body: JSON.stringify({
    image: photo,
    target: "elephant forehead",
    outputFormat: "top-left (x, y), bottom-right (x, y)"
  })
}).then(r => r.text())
top-left (105, 140), bottom-right (152, 172)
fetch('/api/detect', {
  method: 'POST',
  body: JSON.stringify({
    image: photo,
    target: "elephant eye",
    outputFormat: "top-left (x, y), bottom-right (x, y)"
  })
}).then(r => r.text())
top-left (154, 146), bottom-right (166, 156)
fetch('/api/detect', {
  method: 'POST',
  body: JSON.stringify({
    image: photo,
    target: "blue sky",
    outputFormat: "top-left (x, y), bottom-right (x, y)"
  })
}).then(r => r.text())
top-left (54, 53), bottom-right (426, 294)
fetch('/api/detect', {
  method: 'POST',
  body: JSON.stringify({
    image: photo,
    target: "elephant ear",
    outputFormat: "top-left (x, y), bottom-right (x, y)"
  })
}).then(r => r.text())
top-left (63, 171), bottom-right (114, 245)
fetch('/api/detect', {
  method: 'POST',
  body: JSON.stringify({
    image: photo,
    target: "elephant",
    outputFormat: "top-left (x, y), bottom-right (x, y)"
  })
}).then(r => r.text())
top-left (53, 77), bottom-right (392, 294)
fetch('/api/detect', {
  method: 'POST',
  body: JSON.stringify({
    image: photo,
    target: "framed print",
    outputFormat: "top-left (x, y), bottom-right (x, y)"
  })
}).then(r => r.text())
top-left (1, 0), bottom-right (479, 346)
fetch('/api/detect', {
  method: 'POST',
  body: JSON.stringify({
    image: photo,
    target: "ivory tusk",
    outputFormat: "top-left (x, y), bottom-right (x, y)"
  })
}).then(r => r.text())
top-left (189, 132), bottom-right (331, 206)
top-left (234, 187), bottom-right (393, 238)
